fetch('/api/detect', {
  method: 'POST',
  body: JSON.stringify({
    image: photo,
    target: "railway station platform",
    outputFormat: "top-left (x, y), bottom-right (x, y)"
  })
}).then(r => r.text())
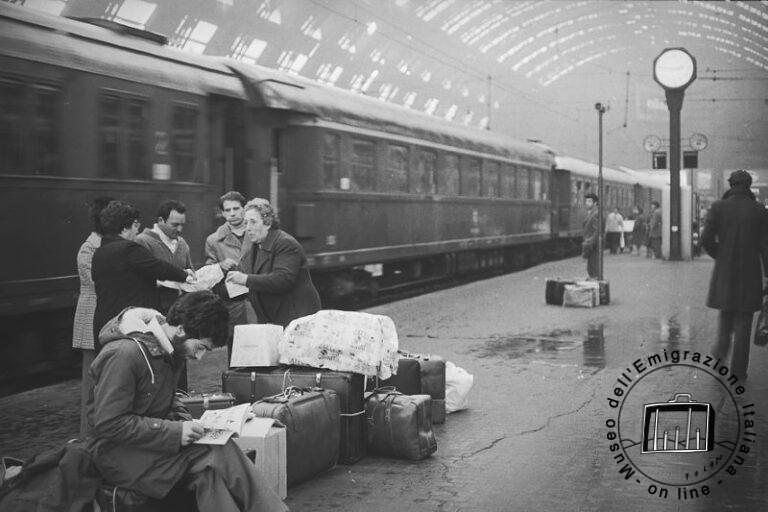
top-left (2, 253), bottom-right (767, 511)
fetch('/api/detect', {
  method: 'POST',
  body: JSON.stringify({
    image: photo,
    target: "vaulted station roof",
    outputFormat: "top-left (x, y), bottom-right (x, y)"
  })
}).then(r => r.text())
top-left (14, 0), bottom-right (768, 172)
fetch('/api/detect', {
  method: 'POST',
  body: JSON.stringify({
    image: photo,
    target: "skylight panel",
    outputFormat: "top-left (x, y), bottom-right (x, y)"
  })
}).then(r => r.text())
top-left (421, 70), bottom-right (432, 82)
top-left (403, 92), bottom-right (417, 108)
top-left (301, 16), bottom-right (323, 40)
top-left (444, 104), bottom-right (458, 121)
top-left (232, 37), bottom-right (267, 64)
top-left (256, 2), bottom-right (282, 24)
top-left (442, 78), bottom-right (452, 90)
top-left (479, 27), bottom-right (518, 54)
top-left (415, 0), bottom-right (454, 23)
top-left (24, 0), bottom-right (66, 16)
top-left (112, 0), bottom-right (156, 28)
top-left (444, 2), bottom-right (491, 35)
top-left (366, 22), bottom-right (378, 36)
top-left (361, 70), bottom-right (380, 92)
top-left (461, 12), bottom-right (505, 45)
top-left (179, 19), bottom-right (218, 54)
top-left (424, 98), bottom-right (440, 115)
top-left (512, 45), bottom-right (548, 72)
top-left (737, 2), bottom-right (768, 22)
top-left (462, 110), bottom-right (474, 125)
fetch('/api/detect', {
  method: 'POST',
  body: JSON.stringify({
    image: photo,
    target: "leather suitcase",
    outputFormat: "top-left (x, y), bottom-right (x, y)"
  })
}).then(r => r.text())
top-left (545, 278), bottom-right (576, 305)
top-left (222, 367), bottom-right (366, 464)
top-left (378, 357), bottom-right (421, 394)
top-left (176, 392), bottom-right (235, 419)
top-left (365, 389), bottom-right (437, 460)
top-left (252, 387), bottom-right (340, 486)
top-left (379, 354), bottom-right (446, 424)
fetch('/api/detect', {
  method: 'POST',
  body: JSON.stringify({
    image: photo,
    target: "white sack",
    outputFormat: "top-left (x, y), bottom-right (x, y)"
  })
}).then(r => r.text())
top-left (445, 361), bottom-right (473, 413)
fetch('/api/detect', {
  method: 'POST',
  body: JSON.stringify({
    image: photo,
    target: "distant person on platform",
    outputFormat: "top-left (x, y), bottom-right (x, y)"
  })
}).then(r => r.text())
top-left (205, 191), bottom-right (258, 358)
top-left (701, 170), bottom-right (768, 380)
top-left (135, 199), bottom-right (195, 314)
top-left (87, 291), bottom-right (288, 511)
top-left (226, 199), bottom-right (321, 327)
top-left (72, 195), bottom-right (113, 437)
top-left (605, 206), bottom-right (624, 255)
top-left (92, 201), bottom-right (191, 345)
top-left (630, 206), bottom-right (646, 255)
top-left (582, 193), bottom-right (600, 280)
top-left (647, 201), bottom-right (662, 259)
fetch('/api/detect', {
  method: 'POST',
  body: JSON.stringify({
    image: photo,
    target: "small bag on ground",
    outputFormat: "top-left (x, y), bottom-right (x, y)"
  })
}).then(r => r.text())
top-left (445, 361), bottom-right (473, 413)
top-left (563, 284), bottom-right (597, 308)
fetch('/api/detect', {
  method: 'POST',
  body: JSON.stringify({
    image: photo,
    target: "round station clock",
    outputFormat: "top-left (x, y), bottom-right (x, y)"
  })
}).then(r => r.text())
top-left (689, 133), bottom-right (708, 151)
top-left (643, 135), bottom-right (662, 152)
top-left (653, 48), bottom-right (697, 90)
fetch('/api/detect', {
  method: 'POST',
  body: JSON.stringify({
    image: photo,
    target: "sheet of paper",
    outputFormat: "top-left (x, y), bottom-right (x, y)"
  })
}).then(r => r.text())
top-left (242, 417), bottom-right (277, 438)
top-left (226, 280), bottom-right (250, 298)
top-left (157, 264), bottom-right (225, 293)
top-left (198, 402), bottom-right (252, 432)
top-left (195, 429), bottom-right (236, 445)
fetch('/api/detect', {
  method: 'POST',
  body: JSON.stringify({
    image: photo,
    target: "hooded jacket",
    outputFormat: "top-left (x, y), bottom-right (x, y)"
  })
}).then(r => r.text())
top-left (87, 308), bottom-right (192, 496)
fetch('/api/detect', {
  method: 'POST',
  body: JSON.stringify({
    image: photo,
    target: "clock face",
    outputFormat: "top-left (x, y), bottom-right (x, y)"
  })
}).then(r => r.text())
top-left (654, 49), bottom-right (696, 89)
top-left (643, 135), bottom-right (662, 152)
top-left (690, 133), bottom-right (708, 151)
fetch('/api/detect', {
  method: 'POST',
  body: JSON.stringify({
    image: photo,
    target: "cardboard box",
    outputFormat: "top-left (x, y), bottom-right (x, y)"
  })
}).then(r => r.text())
top-left (234, 418), bottom-right (287, 499)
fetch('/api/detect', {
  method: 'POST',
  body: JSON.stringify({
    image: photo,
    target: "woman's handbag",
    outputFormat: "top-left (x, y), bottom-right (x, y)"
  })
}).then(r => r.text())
top-left (754, 296), bottom-right (768, 347)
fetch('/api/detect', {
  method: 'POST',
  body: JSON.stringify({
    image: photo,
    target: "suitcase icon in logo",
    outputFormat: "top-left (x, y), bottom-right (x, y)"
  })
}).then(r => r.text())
top-left (642, 393), bottom-right (714, 453)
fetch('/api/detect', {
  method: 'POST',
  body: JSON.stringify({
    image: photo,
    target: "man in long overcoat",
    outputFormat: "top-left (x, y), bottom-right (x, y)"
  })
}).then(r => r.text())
top-left (582, 193), bottom-right (600, 279)
top-left (226, 199), bottom-right (321, 327)
top-left (702, 170), bottom-right (768, 379)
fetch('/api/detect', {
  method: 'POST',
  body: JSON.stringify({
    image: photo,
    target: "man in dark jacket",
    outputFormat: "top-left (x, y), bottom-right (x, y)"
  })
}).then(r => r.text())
top-left (582, 193), bottom-right (600, 279)
top-left (702, 170), bottom-right (768, 379)
top-left (87, 291), bottom-right (288, 511)
top-left (92, 201), bottom-right (190, 344)
top-left (226, 199), bottom-right (321, 327)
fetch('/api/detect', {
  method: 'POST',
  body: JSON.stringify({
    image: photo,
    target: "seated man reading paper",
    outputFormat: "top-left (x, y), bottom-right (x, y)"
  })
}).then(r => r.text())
top-left (86, 291), bottom-right (288, 512)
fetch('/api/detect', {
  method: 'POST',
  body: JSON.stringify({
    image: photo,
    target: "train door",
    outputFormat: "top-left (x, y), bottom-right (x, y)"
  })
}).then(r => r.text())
top-left (550, 168), bottom-right (572, 236)
top-left (209, 95), bottom-right (248, 196)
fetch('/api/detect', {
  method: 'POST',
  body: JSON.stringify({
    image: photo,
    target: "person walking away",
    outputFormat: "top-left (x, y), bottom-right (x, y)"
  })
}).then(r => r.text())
top-left (135, 199), bottom-right (195, 314)
top-left (605, 207), bottom-right (624, 255)
top-left (205, 191), bottom-right (259, 360)
top-left (582, 193), bottom-right (600, 279)
top-left (87, 291), bottom-right (288, 511)
top-left (701, 170), bottom-right (768, 380)
top-left (647, 201), bottom-right (662, 259)
top-left (72, 196), bottom-right (113, 437)
top-left (631, 206), bottom-right (646, 255)
top-left (92, 201), bottom-right (191, 346)
top-left (226, 199), bottom-right (321, 327)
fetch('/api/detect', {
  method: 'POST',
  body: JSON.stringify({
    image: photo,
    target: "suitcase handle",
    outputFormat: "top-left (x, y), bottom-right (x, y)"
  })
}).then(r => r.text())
top-left (669, 393), bottom-right (694, 403)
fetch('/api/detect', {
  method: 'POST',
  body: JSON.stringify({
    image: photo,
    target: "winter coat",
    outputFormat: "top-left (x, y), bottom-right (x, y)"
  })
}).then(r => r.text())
top-left (205, 223), bottom-right (249, 265)
top-left (86, 308), bottom-right (192, 498)
top-left (702, 187), bottom-right (768, 312)
top-left (582, 208), bottom-right (599, 255)
top-left (239, 228), bottom-right (321, 327)
top-left (72, 232), bottom-right (101, 350)
top-left (91, 236), bottom-right (187, 342)
top-left (648, 208), bottom-right (662, 238)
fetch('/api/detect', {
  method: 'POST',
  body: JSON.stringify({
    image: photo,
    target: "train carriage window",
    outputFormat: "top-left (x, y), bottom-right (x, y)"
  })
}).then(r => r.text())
top-left (127, 100), bottom-right (149, 179)
top-left (99, 93), bottom-right (149, 179)
top-left (573, 180), bottom-right (582, 206)
top-left (461, 157), bottom-right (481, 196)
top-left (99, 95), bottom-right (121, 178)
top-left (483, 161), bottom-right (500, 198)
top-left (500, 164), bottom-right (516, 198)
top-left (531, 170), bottom-right (542, 200)
top-left (321, 132), bottom-right (340, 189)
top-left (438, 153), bottom-right (460, 196)
top-left (172, 105), bottom-right (199, 182)
top-left (350, 137), bottom-right (376, 191)
top-left (413, 149), bottom-right (436, 194)
top-left (540, 170), bottom-right (549, 200)
top-left (0, 79), bottom-right (26, 173)
top-left (0, 79), bottom-right (61, 176)
top-left (517, 167), bottom-right (530, 199)
top-left (383, 144), bottom-right (409, 193)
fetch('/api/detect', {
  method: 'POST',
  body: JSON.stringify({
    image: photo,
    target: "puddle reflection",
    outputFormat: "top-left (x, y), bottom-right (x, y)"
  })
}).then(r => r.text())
top-left (583, 324), bottom-right (605, 369)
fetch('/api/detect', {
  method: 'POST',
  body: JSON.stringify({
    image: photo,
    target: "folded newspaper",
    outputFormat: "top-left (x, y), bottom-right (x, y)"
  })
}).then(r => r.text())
top-left (278, 310), bottom-right (399, 379)
top-left (158, 264), bottom-right (224, 293)
top-left (194, 402), bottom-right (253, 445)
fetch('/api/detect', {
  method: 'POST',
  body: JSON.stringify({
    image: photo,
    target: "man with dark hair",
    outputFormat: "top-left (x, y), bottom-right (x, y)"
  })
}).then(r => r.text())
top-left (227, 199), bottom-right (321, 327)
top-left (205, 191), bottom-right (258, 360)
top-left (582, 193), bottom-right (600, 279)
top-left (135, 199), bottom-right (194, 314)
top-left (87, 291), bottom-right (287, 511)
top-left (92, 201), bottom-right (190, 344)
top-left (702, 170), bottom-right (768, 380)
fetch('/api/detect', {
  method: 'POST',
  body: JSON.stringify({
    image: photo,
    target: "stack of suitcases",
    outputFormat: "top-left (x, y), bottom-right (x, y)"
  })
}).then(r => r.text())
top-left (545, 278), bottom-right (610, 307)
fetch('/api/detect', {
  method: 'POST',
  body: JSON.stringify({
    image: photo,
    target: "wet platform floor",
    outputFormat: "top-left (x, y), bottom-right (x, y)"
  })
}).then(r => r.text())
top-left (2, 253), bottom-right (767, 511)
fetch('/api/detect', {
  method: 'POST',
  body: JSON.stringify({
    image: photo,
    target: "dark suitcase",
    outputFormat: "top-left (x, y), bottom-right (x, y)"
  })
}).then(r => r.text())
top-left (222, 367), bottom-right (366, 464)
top-left (252, 387), bottom-right (340, 486)
top-left (176, 392), bottom-right (235, 419)
top-left (380, 353), bottom-right (446, 424)
top-left (365, 389), bottom-right (437, 460)
top-left (545, 278), bottom-right (576, 305)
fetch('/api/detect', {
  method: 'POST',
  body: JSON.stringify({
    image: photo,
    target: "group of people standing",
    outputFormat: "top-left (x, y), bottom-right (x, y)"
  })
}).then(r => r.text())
top-left (581, 195), bottom-right (663, 279)
top-left (65, 191), bottom-right (322, 511)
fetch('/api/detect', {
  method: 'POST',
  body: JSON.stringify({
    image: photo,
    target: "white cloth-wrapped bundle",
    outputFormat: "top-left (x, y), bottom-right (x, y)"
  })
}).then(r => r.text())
top-left (278, 310), bottom-right (399, 379)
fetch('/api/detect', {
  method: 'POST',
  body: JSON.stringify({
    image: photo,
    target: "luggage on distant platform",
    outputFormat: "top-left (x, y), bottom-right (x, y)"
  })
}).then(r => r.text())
top-left (576, 280), bottom-right (610, 305)
top-left (379, 352), bottom-right (446, 424)
top-left (222, 367), bottom-right (366, 464)
top-left (176, 392), bottom-right (236, 419)
top-left (562, 284), bottom-right (597, 308)
top-left (545, 278), bottom-right (577, 305)
top-left (365, 389), bottom-right (437, 460)
top-left (251, 387), bottom-right (340, 486)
